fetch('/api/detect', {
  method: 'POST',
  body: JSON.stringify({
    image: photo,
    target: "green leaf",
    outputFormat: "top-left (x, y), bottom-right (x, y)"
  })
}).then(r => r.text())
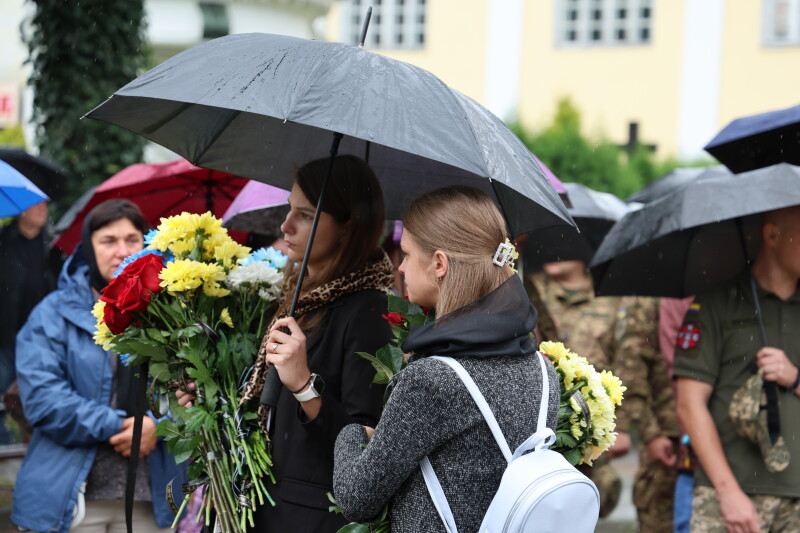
top-left (357, 352), bottom-right (392, 385)
top-left (564, 447), bottom-right (583, 466)
top-left (172, 325), bottom-right (202, 341)
top-left (155, 419), bottom-right (182, 440)
top-left (376, 344), bottom-right (405, 376)
top-left (145, 328), bottom-right (167, 343)
top-left (336, 524), bottom-right (371, 533)
top-left (387, 296), bottom-right (423, 317)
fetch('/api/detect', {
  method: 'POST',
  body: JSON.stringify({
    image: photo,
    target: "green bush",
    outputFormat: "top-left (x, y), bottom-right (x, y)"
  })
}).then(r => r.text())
top-left (511, 98), bottom-right (680, 199)
top-left (24, 0), bottom-right (149, 217)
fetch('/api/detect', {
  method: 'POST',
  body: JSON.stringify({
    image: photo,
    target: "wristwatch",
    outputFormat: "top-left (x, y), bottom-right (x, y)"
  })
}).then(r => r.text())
top-left (293, 373), bottom-right (325, 402)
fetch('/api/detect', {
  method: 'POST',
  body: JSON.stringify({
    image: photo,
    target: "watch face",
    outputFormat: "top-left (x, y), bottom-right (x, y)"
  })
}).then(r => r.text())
top-left (311, 374), bottom-right (326, 396)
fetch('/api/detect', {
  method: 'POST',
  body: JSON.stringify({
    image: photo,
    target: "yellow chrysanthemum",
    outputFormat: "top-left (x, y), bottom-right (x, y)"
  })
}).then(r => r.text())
top-left (93, 321), bottom-right (114, 351)
top-left (203, 279), bottom-right (231, 298)
top-left (539, 341), bottom-right (573, 364)
top-left (600, 370), bottom-right (626, 406)
top-left (91, 300), bottom-right (106, 322)
top-left (211, 238), bottom-right (251, 269)
top-left (220, 308), bottom-right (234, 328)
top-left (167, 238), bottom-right (196, 259)
top-left (159, 259), bottom-right (209, 294)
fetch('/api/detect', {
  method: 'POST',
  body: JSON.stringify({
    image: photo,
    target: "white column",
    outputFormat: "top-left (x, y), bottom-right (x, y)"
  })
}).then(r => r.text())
top-left (677, 0), bottom-right (725, 159)
top-left (484, 0), bottom-right (525, 120)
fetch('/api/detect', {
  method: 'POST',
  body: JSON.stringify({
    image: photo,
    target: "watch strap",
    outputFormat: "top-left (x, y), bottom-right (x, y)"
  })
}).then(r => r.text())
top-left (293, 373), bottom-right (321, 402)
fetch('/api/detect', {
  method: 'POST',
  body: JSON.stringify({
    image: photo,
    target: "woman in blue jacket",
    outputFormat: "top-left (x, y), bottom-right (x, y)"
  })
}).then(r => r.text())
top-left (13, 199), bottom-right (185, 533)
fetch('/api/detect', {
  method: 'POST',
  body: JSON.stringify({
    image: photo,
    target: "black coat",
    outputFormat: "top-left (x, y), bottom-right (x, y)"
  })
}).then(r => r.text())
top-left (254, 288), bottom-right (391, 532)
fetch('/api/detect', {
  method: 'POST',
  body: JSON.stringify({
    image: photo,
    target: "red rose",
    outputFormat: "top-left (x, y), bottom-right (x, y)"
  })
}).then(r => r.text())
top-left (382, 312), bottom-right (404, 326)
top-left (100, 253), bottom-right (165, 323)
top-left (103, 302), bottom-right (135, 335)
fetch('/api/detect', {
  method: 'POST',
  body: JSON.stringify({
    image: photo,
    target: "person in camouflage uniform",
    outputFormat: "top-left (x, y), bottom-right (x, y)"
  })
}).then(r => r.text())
top-left (674, 206), bottom-right (800, 533)
top-left (526, 261), bottom-right (679, 525)
top-left (627, 298), bottom-right (680, 533)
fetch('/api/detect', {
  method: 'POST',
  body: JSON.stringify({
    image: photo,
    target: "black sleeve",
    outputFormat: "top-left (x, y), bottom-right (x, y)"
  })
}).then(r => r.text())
top-left (298, 290), bottom-right (391, 447)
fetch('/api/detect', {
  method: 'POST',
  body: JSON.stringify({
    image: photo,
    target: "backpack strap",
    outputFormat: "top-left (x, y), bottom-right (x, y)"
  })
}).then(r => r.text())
top-left (420, 456), bottom-right (459, 533)
top-left (430, 356), bottom-right (513, 462)
top-left (419, 353), bottom-right (555, 533)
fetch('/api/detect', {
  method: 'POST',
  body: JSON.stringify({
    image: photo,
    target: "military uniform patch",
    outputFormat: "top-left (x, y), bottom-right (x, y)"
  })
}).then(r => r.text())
top-left (678, 322), bottom-right (701, 350)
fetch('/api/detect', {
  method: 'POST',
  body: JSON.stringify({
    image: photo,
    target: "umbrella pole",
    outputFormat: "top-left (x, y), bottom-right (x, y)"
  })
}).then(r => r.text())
top-left (260, 132), bottom-right (344, 408)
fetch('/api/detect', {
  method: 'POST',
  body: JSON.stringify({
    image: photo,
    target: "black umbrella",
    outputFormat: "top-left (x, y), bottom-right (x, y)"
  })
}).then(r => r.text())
top-left (626, 166), bottom-right (728, 204)
top-left (704, 103), bottom-right (800, 174)
top-left (589, 163), bottom-right (800, 298)
top-left (84, 32), bottom-right (574, 409)
top-left (523, 182), bottom-right (629, 266)
top-left (0, 148), bottom-right (70, 200)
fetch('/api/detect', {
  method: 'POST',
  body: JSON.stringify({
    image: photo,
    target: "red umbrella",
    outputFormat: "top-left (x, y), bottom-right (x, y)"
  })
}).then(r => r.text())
top-left (54, 159), bottom-right (248, 254)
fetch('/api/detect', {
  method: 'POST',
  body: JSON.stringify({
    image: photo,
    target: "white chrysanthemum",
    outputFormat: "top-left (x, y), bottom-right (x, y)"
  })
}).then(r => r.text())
top-left (226, 262), bottom-right (284, 301)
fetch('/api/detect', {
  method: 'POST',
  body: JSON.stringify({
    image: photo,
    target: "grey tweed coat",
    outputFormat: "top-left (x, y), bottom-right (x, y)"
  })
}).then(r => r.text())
top-left (333, 276), bottom-right (559, 532)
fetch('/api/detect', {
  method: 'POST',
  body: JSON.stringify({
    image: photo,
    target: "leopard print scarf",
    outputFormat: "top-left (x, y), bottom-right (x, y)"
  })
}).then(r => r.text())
top-left (240, 250), bottom-right (395, 430)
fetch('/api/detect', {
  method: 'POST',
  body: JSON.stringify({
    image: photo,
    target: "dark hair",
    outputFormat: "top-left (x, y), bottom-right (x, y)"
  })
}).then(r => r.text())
top-left (295, 155), bottom-right (385, 286)
top-left (276, 156), bottom-right (385, 329)
top-left (87, 199), bottom-right (147, 235)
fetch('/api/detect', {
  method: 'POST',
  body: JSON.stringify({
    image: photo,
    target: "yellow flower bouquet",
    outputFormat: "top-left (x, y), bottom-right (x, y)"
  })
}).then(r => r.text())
top-left (539, 341), bottom-right (626, 465)
top-left (93, 212), bottom-right (288, 532)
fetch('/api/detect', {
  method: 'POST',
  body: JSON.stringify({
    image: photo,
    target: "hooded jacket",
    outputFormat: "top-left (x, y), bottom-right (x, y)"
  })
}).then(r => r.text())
top-left (12, 250), bottom-right (185, 533)
top-left (333, 275), bottom-right (560, 532)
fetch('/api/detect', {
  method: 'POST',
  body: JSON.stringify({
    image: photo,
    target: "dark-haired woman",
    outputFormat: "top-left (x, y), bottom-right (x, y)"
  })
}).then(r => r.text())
top-left (178, 156), bottom-right (394, 531)
top-left (13, 199), bottom-right (186, 533)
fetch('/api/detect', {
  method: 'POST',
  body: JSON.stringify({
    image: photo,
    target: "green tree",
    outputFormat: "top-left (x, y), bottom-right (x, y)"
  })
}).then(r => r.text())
top-left (24, 0), bottom-right (148, 215)
top-left (512, 98), bottom-right (677, 199)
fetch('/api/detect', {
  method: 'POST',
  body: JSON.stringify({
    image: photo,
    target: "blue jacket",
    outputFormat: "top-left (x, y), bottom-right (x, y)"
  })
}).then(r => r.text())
top-left (13, 251), bottom-right (186, 533)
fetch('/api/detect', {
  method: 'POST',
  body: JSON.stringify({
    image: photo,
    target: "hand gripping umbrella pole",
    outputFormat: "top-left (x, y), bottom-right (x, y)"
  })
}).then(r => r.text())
top-left (260, 132), bottom-right (344, 408)
top-left (735, 217), bottom-right (781, 445)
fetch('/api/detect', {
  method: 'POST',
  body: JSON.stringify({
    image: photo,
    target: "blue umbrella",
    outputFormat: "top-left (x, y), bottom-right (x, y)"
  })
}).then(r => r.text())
top-left (704, 103), bottom-right (800, 173)
top-left (0, 160), bottom-right (50, 218)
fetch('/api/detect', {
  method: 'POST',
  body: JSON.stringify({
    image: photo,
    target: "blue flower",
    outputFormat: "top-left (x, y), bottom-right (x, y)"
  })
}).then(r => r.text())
top-left (114, 249), bottom-right (174, 278)
top-left (240, 247), bottom-right (288, 269)
top-left (143, 229), bottom-right (159, 246)
top-left (119, 353), bottom-right (135, 366)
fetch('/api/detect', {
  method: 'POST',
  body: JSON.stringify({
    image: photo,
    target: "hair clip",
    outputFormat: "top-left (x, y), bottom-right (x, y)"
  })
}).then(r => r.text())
top-left (492, 239), bottom-right (518, 272)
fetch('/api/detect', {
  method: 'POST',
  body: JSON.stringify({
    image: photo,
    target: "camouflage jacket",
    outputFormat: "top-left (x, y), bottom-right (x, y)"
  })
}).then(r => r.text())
top-left (526, 273), bottom-right (678, 441)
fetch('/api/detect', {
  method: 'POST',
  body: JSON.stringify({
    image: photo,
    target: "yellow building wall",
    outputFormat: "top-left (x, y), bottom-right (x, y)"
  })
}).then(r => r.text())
top-left (327, 0), bottom-right (490, 103)
top-left (718, 2), bottom-right (800, 129)
top-left (518, 1), bottom-right (687, 158)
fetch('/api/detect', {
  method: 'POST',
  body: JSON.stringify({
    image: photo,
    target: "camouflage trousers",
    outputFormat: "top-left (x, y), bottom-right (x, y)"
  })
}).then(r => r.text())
top-left (578, 457), bottom-right (621, 518)
top-left (633, 445), bottom-right (678, 533)
top-left (692, 485), bottom-right (800, 532)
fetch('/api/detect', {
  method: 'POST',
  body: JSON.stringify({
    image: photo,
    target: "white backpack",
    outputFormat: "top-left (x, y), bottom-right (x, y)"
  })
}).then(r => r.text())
top-left (420, 353), bottom-right (600, 533)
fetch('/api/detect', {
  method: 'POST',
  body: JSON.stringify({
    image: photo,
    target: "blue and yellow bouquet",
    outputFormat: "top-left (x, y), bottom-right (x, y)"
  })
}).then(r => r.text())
top-left (93, 212), bottom-right (287, 532)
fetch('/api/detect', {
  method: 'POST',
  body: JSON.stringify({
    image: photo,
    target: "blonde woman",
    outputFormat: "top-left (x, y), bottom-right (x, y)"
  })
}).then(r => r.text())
top-left (332, 186), bottom-right (559, 532)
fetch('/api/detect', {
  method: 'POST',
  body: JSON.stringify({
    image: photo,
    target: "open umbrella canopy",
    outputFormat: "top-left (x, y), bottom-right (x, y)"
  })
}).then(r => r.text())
top-left (0, 148), bottom-right (69, 200)
top-left (523, 182), bottom-right (629, 266)
top-left (0, 160), bottom-right (50, 218)
top-left (627, 166), bottom-right (729, 204)
top-left (590, 163), bottom-right (800, 297)
top-left (222, 180), bottom-right (289, 236)
top-left (85, 32), bottom-right (573, 238)
top-left (53, 158), bottom-right (247, 254)
top-left (704, 103), bottom-right (800, 174)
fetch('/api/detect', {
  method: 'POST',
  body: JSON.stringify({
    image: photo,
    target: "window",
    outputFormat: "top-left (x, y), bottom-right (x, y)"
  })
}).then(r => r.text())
top-left (556, 0), bottom-right (654, 47)
top-left (340, 0), bottom-right (426, 49)
top-left (763, 0), bottom-right (800, 45)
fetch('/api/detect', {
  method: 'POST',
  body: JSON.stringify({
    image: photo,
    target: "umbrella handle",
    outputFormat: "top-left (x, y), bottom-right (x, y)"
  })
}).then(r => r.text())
top-left (260, 132), bottom-right (344, 408)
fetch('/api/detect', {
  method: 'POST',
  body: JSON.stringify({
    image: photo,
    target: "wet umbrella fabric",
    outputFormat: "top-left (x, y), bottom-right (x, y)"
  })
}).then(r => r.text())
top-left (222, 180), bottom-right (289, 236)
top-left (0, 160), bottom-right (50, 218)
top-left (704, 104), bottom-right (800, 174)
top-left (590, 163), bottom-right (800, 297)
top-left (523, 182), bottom-right (629, 266)
top-left (627, 166), bottom-right (729, 204)
top-left (0, 148), bottom-right (69, 201)
top-left (85, 32), bottom-right (573, 238)
top-left (53, 159), bottom-right (247, 254)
